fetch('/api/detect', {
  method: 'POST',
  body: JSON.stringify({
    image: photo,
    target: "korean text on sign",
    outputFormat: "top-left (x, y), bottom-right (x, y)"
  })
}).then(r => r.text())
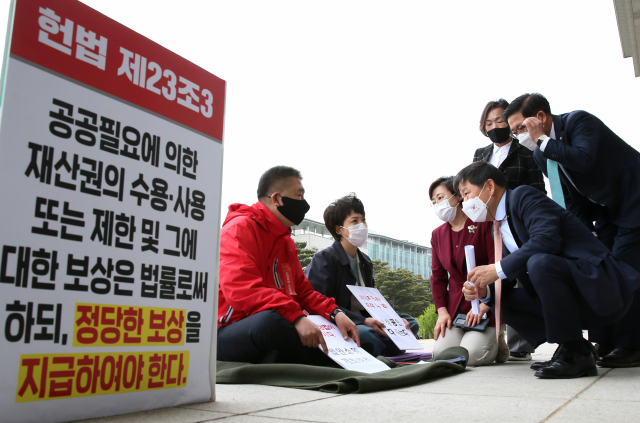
top-left (16, 350), bottom-right (189, 403)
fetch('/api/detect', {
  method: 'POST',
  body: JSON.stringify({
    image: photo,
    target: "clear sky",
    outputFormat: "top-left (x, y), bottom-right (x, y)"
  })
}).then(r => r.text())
top-left (1, 0), bottom-right (639, 247)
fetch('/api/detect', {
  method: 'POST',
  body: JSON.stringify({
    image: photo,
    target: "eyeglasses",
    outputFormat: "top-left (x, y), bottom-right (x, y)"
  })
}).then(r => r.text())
top-left (510, 123), bottom-right (527, 139)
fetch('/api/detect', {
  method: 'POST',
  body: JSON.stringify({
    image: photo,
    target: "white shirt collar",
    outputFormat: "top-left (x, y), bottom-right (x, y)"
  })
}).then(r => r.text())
top-left (493, 140), bottom-right (512, 154)
top-left (550, 122), bottom-right (556, 140)
top-left (495, 192), bottom-right (507, 221)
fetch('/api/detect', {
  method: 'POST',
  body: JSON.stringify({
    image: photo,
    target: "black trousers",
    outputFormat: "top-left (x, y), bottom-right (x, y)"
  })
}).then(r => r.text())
top-left (589, 225), bottom-right (640, 350)
top-left (500, 254), bottom-right (628, 348)
top-left (217, 310), bottom-right (335, 366)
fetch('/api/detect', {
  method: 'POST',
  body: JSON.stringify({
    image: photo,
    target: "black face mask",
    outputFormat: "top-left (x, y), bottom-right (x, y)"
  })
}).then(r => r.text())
top-left (487, 126), bottom-right (511, 144)
top-left (277, 196), bottom-right (310, 226)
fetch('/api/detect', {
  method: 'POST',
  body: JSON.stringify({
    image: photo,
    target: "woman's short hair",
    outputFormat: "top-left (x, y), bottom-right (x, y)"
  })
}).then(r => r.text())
top-left (479, 99), bottom-right (509, 136)
top-left (429, 176), bottom-right (456, 201)
top-left (323, 193), bottom-right (365, 242)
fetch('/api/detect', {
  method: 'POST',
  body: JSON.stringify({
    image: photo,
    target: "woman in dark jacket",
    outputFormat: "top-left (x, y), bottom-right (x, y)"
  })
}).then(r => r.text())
top-left (305, 193), bottom-right (418, 357)
top-left (429, 176), bottom-right (506, 366)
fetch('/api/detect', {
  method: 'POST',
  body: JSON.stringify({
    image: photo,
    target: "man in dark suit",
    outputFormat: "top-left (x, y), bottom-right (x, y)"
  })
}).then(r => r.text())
top-left (504, 93), bottom-right (640, 367)
top-left (474, 99), bottom-right (547, 361)
top-left (456, 161), bottom-right (640, 378)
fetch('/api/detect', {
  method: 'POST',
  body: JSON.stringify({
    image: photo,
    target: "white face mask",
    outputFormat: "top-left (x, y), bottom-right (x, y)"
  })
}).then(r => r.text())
top-left (461, 183), bottom-right (492, 223)
top-left (517, 131), bottom-right (538, 151)
top-left (434, 196), bottom-right (459, 222)
top-left (340, 222), bottom-right (368, 247)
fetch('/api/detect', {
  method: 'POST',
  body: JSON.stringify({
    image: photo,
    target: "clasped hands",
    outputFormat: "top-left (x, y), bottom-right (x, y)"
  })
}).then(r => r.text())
top-left (462, 263), bottom-right (499, 301)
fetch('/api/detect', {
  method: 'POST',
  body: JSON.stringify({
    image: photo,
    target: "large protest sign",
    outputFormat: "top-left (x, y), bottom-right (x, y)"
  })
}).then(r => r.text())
top-left (306, 315), bottom-right (390, 374)
top-left (347, 286), bottom-right (423, 350)
top-left (0, 1), bottom-right (225, 422)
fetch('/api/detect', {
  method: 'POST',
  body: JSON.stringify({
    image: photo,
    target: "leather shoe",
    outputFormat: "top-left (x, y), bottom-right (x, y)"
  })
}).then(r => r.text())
top-left (531, 344), bottom-right (561, 371)
top-left (531, 340), bottom-right (598, 371)
top-left (534, 348), bottom-right (598, 379)
top-left (597, 348), bottom-right (640, 368)
top-left (594, 343), bottom-right (614, 360)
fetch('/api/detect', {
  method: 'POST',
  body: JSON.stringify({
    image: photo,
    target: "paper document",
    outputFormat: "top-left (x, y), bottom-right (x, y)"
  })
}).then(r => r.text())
top-left (306, 315), bottom-right (390, 373)
top-left (464, 245), bottom-right (481, 315)
top-left (347, 286), bottom-right (423, 350)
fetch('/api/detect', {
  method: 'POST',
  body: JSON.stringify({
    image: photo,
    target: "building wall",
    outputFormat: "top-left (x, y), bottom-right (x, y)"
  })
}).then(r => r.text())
top-left (293, 219), bottom-right (431, 279)
top-left (366, 242), bottom-right (431, 280)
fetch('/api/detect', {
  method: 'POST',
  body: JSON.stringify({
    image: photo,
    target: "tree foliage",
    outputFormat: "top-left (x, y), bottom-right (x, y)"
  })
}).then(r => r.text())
top-left (295, 242), bottom-right (317, 268)
top-left (416, 305), bottom-right (439, 339)
top-left (371, 259), bottom-right (433, 318)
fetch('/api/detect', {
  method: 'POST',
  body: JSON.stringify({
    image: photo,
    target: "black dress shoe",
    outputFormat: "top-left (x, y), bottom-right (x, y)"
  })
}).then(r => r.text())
top-left (531, 340), bottom-right (598, 371)
top-left (594, 343), bottom-right (614, 360)
top-left (531, 344), bottom-right (561, 371)
top-left (534, 348), bottom-right (598, 379)
top-left (597, 348), bottom-right (640, 368)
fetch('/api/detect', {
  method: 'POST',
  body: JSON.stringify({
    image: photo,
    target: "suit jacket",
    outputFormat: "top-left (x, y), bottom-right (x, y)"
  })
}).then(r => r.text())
top-left (305, 241), bottom-right (373, 325)
top-left (533, 111), bottom-right (640, 229)
top-left (496, 186), bottom-right (640, 316)
top-left (430, 218), bottom-right (496, 326)
top-left (474, 140), bottom-right (546, 193)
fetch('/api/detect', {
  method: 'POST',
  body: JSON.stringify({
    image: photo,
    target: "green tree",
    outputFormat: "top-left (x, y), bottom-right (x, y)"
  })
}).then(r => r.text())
top-left (416, 304), bottom-right (439, 339)
top-left (295, 242), bottom-right (317, 268)
top-left (372, 259), bottom-right (433, 317)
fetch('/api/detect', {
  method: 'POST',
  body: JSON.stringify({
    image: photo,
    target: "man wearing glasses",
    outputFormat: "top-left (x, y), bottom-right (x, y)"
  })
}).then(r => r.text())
top-left (504, 93), bottom-right (640, 368)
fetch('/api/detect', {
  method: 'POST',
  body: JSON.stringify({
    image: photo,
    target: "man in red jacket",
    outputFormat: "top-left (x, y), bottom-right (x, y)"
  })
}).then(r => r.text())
top-left (217, 166), bottom-right (360, 364)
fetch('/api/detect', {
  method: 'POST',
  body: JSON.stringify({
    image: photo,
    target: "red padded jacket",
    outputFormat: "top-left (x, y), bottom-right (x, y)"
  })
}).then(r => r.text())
top-left (217, 201), bottom-right (338, 327)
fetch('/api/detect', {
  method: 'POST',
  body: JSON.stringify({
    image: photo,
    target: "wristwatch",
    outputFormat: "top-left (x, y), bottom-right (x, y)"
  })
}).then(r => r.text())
top-left (537, 134), bottom-right (549, 148)
top-left (329, 308), bottom-right (343, 324)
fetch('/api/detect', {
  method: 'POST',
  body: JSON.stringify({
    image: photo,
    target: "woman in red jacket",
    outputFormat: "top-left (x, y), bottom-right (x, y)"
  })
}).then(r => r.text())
top-left (429, 176), bottom-right (507, 366)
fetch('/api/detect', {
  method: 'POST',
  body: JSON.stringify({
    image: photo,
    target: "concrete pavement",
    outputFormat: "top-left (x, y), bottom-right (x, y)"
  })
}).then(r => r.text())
top-left (75, 340), bottom-right (640, 423)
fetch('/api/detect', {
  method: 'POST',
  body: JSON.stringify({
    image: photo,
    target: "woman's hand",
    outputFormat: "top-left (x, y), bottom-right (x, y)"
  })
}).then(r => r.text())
top-left (402, 318), bottom-right (410, 330)
top-left (465, 302), bottom-right (490, 327)
top-left (433, 308), bottom-right (451, 340)
top-left (364, 317), bottom-right (388, 337)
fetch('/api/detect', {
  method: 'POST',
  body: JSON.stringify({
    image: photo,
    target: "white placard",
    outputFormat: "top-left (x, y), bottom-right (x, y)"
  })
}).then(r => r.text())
top-left (346, 286), bottom-right (423, 350)
top-left (306, 315), bottom-right (390, 374)
top-left (464, 245), bottom-right (481, 315)
top-left (0, 1), bottom-right (226, 422)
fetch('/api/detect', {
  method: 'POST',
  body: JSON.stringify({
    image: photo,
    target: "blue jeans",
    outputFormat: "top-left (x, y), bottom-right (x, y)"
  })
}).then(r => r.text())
top-left (357, 313), bottom-right (419, 357)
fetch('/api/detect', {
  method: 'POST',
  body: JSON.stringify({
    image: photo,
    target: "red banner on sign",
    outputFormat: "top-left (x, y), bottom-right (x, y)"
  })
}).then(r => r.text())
top-left (11, 0), bottom-right (225, 141)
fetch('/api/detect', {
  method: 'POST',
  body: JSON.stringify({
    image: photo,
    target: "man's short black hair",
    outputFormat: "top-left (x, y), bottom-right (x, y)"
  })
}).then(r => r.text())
top-left (428, 176), bottom-right (456, 200)
top-left (454, 161), bottom-right (507, 192)
top-left (257, 166), bottom-right (303, 199)
top-left (503, 93), bottom-right (552, 122)
top-left (323, 193), bottom-right (365, 242)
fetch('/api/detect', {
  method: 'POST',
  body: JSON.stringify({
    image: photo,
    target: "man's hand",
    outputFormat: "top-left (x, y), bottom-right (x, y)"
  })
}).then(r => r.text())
top-left (364, 317), bottom-right (387, 337)
top-left (465, 302), bottom-right (490, 327)
top-left (294, 316), bottom-right (328, 354)
top-left (467, 264), bottom-right (499, 289)
top-left (433, 308), bottom-right (452, 340)
top-left (335, 312), bottom-right (360, 347)
top-left (402, 318), bottom-right (410, 330)
top-left (463, 281), bottom-right (488, 301)
top-left (522, 116), bottom-right (545, 143)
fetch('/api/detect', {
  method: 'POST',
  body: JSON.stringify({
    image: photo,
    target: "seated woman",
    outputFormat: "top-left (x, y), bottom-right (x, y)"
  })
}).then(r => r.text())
top-left (305, 193), bottom-right (419, 357)
top-left (429, 176), bottom-right (506, 366)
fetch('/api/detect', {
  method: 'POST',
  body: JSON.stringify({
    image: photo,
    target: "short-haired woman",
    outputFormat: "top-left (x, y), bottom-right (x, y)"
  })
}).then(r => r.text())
top-left (429, 176), bottom-right (507, 366)
top-left (305, 193), bottom-right (419, 357)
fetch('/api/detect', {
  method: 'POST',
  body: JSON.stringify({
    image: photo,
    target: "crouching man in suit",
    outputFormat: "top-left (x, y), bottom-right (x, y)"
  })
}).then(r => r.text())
top-left (457, 161), bottom-right (640, 379)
